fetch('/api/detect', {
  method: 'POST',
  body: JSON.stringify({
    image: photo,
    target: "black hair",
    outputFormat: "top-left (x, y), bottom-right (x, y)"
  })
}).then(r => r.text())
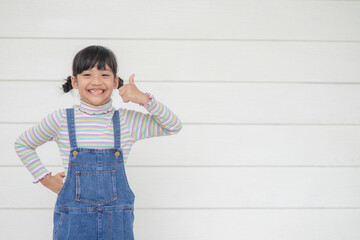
top-left (62, 45), bottom-right (124, 93)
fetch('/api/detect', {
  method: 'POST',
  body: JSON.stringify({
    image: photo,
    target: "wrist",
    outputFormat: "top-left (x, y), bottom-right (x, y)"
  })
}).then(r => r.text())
top-left (139, 92), bottom-right (154, 107)
top-left (40, 174), bottom-right (52, 184)
top-left (139, 92), bottom-right (151, 105)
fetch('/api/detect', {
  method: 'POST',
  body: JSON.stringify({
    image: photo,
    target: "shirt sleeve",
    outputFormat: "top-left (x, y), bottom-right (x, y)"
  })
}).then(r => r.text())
top-left (122, 93), bottom-right (183, 141)
top-left (13, 109), bottom-right (64, 184)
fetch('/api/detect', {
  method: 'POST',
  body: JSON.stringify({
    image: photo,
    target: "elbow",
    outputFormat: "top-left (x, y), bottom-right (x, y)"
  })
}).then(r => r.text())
top-left (14, 139), bottom-right (21, 152)
top-left (14, 136), bottom-right (32, 153)
top-left (14, 138), bottom-right (25, 156)
top-left (170, 120), bottom-right (183, 135)
top-left (176, 121), bottom-right (183, 133)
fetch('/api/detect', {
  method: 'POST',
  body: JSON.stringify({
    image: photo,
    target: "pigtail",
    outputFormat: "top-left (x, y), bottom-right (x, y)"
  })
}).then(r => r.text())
top-left (62, 76), bottom-right (73, 93)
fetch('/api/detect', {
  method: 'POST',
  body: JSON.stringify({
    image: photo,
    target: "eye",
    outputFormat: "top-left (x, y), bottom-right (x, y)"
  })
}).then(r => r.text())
top-left (102, 74), bottom-right (110, 77)
top-left (83, 73), bottom-right (91, 77)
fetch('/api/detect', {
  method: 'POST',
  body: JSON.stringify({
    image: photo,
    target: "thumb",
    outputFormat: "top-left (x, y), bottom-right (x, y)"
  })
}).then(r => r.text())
top-left (129, 74), bottom-right (135, 85)
top-left (58, 172), bottom-right (66, 178)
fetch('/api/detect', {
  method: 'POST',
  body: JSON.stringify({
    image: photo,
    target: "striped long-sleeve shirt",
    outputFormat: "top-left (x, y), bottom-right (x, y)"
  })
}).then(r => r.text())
top-left (14, 93), bottom-right (182, 183)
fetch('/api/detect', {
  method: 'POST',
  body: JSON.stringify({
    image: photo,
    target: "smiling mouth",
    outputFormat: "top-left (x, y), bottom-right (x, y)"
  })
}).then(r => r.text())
top-left (88, 89), bottom-right (105, 96)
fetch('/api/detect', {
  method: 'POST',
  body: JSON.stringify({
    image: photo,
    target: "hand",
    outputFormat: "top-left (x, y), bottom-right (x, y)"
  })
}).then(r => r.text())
top-left (118, 74), bottom-right (150, 104)
top-left (40, 172), bottom-right (65, 194)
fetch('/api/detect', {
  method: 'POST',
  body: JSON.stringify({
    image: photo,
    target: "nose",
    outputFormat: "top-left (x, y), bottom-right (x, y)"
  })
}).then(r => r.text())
top-left (90, 73), bottom-right (102, 84)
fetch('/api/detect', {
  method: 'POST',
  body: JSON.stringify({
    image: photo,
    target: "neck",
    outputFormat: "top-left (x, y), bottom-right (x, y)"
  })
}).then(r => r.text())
top-left (78, 98), bottom-right (114, 115)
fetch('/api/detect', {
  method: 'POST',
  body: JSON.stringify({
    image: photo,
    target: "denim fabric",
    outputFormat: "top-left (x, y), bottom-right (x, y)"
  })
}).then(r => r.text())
top-left (53, 108), bottom-right (135, 240)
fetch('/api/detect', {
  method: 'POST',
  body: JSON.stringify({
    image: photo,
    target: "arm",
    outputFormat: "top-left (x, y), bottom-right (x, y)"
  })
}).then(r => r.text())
top-left (14, 109), bottom-right (63, 184)
top-left (118, 74), bottom-right (182, 141)
top-left (124, 92), bottom-right (183, 141)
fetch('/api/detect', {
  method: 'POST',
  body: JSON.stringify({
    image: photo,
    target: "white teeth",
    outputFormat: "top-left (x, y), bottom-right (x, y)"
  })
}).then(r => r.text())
top-left (89, 89), bottom-right (104, 95)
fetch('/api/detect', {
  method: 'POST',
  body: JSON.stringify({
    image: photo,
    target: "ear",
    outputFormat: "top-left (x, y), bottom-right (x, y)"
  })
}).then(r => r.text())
top-left (71, 76), bottom-right (78, 89)
top-left (114, 76), bottom-right (119, 89)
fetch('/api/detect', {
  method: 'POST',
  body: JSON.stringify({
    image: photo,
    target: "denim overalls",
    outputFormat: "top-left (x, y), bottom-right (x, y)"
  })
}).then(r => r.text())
top-left (53, 108), bottom-right (135, 240)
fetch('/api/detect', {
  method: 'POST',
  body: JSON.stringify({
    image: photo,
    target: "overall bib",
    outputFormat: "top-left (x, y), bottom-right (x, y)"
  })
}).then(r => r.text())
top-left (53, 108), bottom-right (135, 240)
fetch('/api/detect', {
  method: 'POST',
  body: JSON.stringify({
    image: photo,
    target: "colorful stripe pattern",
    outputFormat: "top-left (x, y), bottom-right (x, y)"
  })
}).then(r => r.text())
top-left (14, 94), bottom-right (182, 183)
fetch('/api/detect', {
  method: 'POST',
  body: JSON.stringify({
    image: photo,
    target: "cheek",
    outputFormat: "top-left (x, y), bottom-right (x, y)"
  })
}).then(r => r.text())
top-left (76, 80), bottom-right (89, 90)
top-left (106, 79), bottom-right (117, 89)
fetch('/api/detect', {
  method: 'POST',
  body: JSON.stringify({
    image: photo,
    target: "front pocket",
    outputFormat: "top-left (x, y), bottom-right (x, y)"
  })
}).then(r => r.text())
top-left (75, 170), bottom-right (117, 205)
top-left (53, 211), bottom-right (65, 239)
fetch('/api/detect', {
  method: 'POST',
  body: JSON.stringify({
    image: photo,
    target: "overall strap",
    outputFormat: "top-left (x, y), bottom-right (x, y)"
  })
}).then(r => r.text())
top-left (66, 108), bottom-right (78, 148)
top-left (112, 110), bottom-right (121, 149)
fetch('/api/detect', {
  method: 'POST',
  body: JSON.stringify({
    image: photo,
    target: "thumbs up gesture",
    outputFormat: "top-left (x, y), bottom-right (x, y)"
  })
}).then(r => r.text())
top-left (118, 74), bottom-right (150, 104)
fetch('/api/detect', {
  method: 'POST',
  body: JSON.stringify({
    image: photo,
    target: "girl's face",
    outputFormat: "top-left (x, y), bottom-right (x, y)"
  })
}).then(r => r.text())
top-left (71, 64), bottom-right (119, 106)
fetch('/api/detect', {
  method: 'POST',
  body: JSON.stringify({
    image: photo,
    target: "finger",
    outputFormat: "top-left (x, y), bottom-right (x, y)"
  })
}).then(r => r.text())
top-left (129, 74), bottom-right (135, 85)
top-left (118, 87), bottom-right (124, 96)
top-left (118, 86), bottom-right (127, 96)
top-left (121, 94), bottom-right (130, 103)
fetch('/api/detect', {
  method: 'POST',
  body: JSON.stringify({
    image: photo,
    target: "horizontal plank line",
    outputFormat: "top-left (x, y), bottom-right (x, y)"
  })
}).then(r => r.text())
top-left (1, 36), bottom-right (360, 43)
top-left (1, 79), bottom-right (360, 85)
top-left (3, 165), bottom-right (360, 168)
top-left (2, 122), bottom-right (360, 126)
top-left (180, 123), bottom-right (360, 126)
top-left (1, 207), bottom-right (360, 210)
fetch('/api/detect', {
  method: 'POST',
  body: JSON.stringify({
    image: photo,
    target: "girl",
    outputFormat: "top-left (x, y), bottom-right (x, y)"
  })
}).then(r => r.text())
top-left (14, 45), bottom-right (182, 239)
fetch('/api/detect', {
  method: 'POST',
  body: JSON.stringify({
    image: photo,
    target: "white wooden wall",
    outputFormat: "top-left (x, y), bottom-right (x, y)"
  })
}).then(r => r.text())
top-left (1, 0), bottom-right (360, 239)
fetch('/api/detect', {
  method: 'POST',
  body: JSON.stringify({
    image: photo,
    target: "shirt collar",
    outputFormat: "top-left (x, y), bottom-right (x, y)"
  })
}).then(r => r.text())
top-left (76, 98), bottom-right (115, 115)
